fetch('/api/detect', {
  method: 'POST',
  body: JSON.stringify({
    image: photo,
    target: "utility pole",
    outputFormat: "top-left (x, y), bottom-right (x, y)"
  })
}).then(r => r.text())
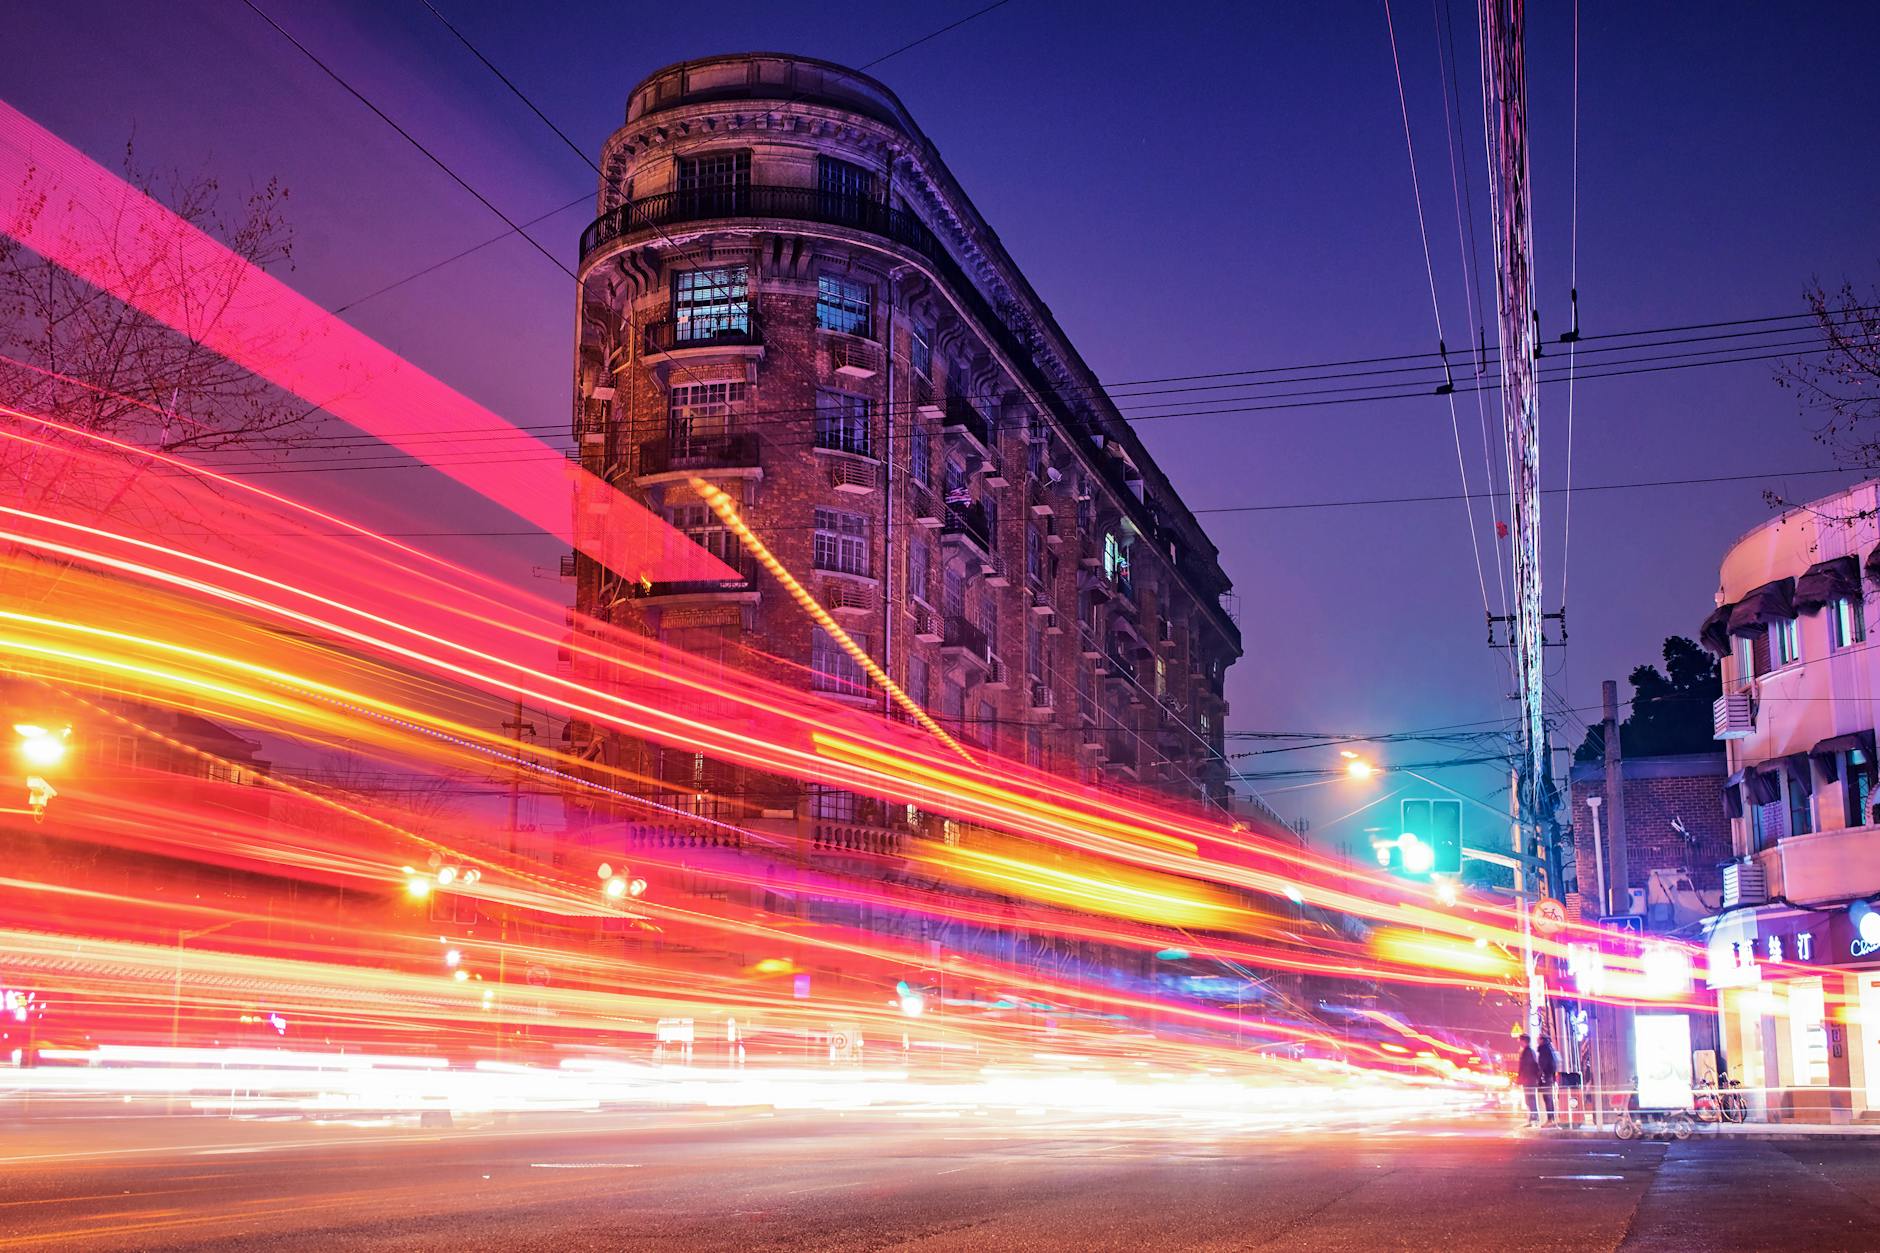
top-left (1483, 0), bottom-right (1550, 894)
top-left (1601, 679), bottom-right (1629, 916)
top-left (502, 697), bottom-right (535, 855)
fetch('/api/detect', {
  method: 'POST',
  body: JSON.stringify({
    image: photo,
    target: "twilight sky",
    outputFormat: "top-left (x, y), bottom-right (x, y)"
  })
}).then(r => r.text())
top-left (9, 1), bottom-right (1880, 846)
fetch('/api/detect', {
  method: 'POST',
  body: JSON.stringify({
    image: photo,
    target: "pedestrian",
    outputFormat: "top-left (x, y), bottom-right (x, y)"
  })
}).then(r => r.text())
top-left (1515, 1034), bottom-right (1543, 1126)
top-left (1536, 1032), bottom-right (1559, 1127)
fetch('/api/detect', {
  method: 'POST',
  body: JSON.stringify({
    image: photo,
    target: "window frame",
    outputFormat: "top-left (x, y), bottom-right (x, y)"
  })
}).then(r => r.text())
top-left (816, 273), bottom-right (874, 338)
top-left (813, 388), bottom-right (874, 457)
top-left (672, 266), bottom-right (750, 342)
top-left (1773, 616), bottom-right (1802, 668)
top-left (813, 507), bottom-right (871, 577)
top-left (667, 380), bottom-right (748, 449)
top-left (1833, 596), bottom-right (1866, 650)
top-left (810, 626), bottom-right (869, 696)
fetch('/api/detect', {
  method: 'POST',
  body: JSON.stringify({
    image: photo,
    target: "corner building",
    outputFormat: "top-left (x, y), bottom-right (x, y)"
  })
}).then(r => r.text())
top-left (570, 55), bottom-right (1242, 818)
top-left (1698, 478), bottom-right (1880, 1122)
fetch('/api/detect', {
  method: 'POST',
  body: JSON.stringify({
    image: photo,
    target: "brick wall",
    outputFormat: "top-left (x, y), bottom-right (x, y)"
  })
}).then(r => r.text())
top-left (1566, 754), bottom-right (1731, 921)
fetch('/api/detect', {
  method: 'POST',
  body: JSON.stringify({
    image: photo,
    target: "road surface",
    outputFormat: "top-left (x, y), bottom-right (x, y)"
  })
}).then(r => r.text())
top-left (2, 1109), bottom-right (1878, 1249)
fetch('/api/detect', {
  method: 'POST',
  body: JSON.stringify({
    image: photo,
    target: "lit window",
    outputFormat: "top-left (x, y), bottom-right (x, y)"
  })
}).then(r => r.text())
top-left (672, 267), bottom-right (749, 342)
top-left (1733, 633), bottom-right (1757, 681)
top-left (816, 274), bottom-right (873, 337)
top-left (813, 508), bottom-right (870, 576)
top-left (1773, 617), bottom-right (1801, 667)
top-left (1103, 532), bottom-right (1122, 580)
top-left (811, 627), bottom-right (869, 696)
top-left (1833, 597), bottom-right (1866, 649)
top-left (814, 389), bottom-right (872, 456)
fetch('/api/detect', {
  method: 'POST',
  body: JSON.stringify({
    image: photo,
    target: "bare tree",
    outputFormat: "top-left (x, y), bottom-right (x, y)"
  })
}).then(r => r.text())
top-left (1779, 278), bottom-right (1880, 469)
top-left (0, 138), bottom-right (315, 495)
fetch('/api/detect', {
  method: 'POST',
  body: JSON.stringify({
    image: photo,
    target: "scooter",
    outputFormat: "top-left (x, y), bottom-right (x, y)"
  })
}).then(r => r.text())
top-left (1614, 1088), bottom-right (1695, 1141)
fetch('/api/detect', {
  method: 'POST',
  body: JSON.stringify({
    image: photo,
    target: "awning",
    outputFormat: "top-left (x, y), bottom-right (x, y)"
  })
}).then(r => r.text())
top-left (1745, 768), bottom-right (1783, 807)
top-left (1781, 752), bottom-right (1813, 797)
top-left (1722, 782), bottom-right (1744, 820)
top-left (1865, 545), bottom-right (1880, 588)
top-left (1699, 603), bottom-right (1736, 656)
top-left (1727, 578), bottom-right (1795, 637)
top-left (1795, 556), bottom-right (1861, 612)
top-left (1811, 730), bottom-right (1878, 784)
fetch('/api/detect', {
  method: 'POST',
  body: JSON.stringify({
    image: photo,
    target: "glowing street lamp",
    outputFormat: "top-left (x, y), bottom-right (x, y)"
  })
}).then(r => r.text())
top-left (1341, 750), bottom-right (1376, 780)
top-left (14, 724), bottom-right (69, 769)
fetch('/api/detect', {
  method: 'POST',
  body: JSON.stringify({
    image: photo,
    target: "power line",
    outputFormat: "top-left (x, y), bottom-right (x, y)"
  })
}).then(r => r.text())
top-left (240, 0), bottom-right (574, 280)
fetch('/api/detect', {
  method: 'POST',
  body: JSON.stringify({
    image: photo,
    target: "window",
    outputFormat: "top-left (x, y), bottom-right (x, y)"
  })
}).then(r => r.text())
top-left (1833, 597), bottom-right (1866, 650)
top-left (677, 150), bottom-right (749, 196)
top-left (814, 389), bottom-right (872, 456)
top-left (816, 273), bottom-right (873, 337)
top-left (910, 429), bottom-right (931, 487)
top-left (910, 321), bottom-right (933, 379)
top-left (1749, 796), bottom-right (1768, 850)
top-left (811, 627), bottom-right (869, 695)
top-left (1027, 623), bottom-right (1044, 681)
top-left (809, 784), bottom-right (858, 822)
top-left (1103, 532), bottom-right (1123, 581)
top-left (1787, 770), bottom-right (1813, 837)
top-left (1844, 748), bottom-right (1875, 829)
top-left (1026, 525), bottom-right (1044, 586)
top-left (1733, 634), bottom-right (1757, 683)
top-left (908, 536), bottom-right (931, 602)
top-left (1154, 656), bottom-right (1167, 697)
top-left (673, 267), bottom-right (749, 342)
top-left (978, 595), bottom-right (998, 656)
top-left (943, 456), bottom-right (969, 503)
top-left (665, 502), bottom-right (745, 571)
top-left (943, 568), bottom-right (965, 619)
top-left (667, 380), bottom-right (747, 450)
top-left (1788, 977), bottom-right (1831, 1086)
top-left (818, 155), bottom-right (875, 204)
top-left (1773, 617), bottom-right (1801, 667)
top-left (906, 654), bottom-right (929, 708)
top-left (813, 508), bottom-right (870, 576)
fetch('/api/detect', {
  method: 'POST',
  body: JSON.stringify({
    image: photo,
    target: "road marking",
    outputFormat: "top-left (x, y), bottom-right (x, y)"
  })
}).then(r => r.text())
top-left (937, 1166), bottom-right (970, 1175)
top-left (529, 1163), bottom-right (642, 1169)
top-left (1542, 1174), bottom-right (1625, 1181)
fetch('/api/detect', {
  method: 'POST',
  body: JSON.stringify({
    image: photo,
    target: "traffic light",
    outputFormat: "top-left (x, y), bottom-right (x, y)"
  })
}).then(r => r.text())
top-left (1398, 799), bottom-right (1464, 877)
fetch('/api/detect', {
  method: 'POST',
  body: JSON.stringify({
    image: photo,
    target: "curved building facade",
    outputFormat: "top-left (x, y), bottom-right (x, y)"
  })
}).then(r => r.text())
top-left (568, 54), bottom-right (1242, 816)
top-left (1700, 478), bottom-right (1880, 1120)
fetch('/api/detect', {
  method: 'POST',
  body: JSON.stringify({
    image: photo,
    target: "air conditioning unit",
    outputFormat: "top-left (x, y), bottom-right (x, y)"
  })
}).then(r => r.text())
top-left (983, 553), bottom-right (1011, 588)
top-left (824, 581), bottom-right (874, 616)
top-left (913, 607), bottom-right (943, 643)
top-left (983, 656), bottom-right (1010, 690)
top-left (1027, 683), bottom-right (1055, 714)
top-left (1625, 887), bottom-right (1646, 916)
top-left (1714, 692), bottom-right (1754, 739)
top-left (830, 458), bottom-right (879, 494)
top-left (1043, 514), bottom-right (1062, 545)
top-left (830, 337), bottom-right (880, 379)
top-left (1723, 860), bottom-right (1769, 908)
top-left (1030, 591), bottom-right (1054, 616)
top-left (1041, 612), bottom-right (1062, 635)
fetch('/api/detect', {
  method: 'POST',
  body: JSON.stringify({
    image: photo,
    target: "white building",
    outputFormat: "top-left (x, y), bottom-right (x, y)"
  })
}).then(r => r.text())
top-left (1701, 478), bottom-right (1880, 1122)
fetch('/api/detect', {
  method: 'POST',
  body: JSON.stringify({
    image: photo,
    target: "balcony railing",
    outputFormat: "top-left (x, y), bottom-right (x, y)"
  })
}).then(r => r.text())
top-left (638, 432), bottom-right (761, 477)
top-left (941, 395), bottom-right (993, 451)
top-left (941, 502), bottom-right (992, 555)
top-left (941, 615), bottom-right (991, 666)
top-left (624, 549), bottom-right (757, 599)
top-left (645, 312), bottom-right (763, 354)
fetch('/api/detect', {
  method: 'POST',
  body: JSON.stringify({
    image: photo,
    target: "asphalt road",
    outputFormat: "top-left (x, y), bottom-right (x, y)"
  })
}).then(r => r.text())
top-left (3, 1110), bottom-right (1879, 1250)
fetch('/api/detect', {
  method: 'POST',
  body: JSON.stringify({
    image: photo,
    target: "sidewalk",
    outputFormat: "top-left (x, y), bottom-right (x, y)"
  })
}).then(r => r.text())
top-left (1536, 1120), bottom-right (1880, 1141)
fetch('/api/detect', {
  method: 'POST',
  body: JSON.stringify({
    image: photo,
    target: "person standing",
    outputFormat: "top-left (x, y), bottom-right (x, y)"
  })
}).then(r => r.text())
top-left (1516, 1034), bottom-right (1543, 1126)
top-left (1535, 1032), bottom-right (1559, 1127)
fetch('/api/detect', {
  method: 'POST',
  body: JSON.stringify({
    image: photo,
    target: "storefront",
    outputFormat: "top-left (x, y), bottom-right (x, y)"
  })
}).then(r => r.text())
top-left (1705, 905), bottom-right (1865, 1122)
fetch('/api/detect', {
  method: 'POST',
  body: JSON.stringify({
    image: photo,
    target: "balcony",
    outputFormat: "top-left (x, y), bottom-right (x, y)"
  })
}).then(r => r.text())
top-left (582, 186), bottom-right (936, 264)
top-left (941, 615), bottom-right (992, 670)
top-left (623, 550), bottom-right (758, 603)
top-left (1101, 728), bottom-right (1138, 771)
top-left (637, 433), bottom-right (762, 481)
top-left (941, 395), bottom-right (993, 455)
top-left (941, 502), bottom-right (993, 561)
top-left (644, 313), bottom-right (763, 357)
top-left (909, 481), bottom-right (944, 528)
top-left (1757, 823), bottom-right (1880, 907)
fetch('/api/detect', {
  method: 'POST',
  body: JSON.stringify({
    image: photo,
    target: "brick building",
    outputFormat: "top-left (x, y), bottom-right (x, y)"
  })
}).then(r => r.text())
top-left (1565, 753), bottom-right (1730, 926)
top-left (568, 54), bottom-right (1242, 824)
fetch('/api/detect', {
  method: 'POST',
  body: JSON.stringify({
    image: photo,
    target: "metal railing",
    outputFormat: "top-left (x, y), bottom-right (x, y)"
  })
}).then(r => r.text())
top-left (941, 502), bottom-right (991, 553)
top-left (645, 312), bottom-right (763, 354)
top-left (638, 432), bottom-right (761, 477)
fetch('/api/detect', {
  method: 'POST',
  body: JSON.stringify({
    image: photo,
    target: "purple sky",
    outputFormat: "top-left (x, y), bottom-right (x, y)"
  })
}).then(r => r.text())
top-left (11, 1), bottom-right (1880, 845)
